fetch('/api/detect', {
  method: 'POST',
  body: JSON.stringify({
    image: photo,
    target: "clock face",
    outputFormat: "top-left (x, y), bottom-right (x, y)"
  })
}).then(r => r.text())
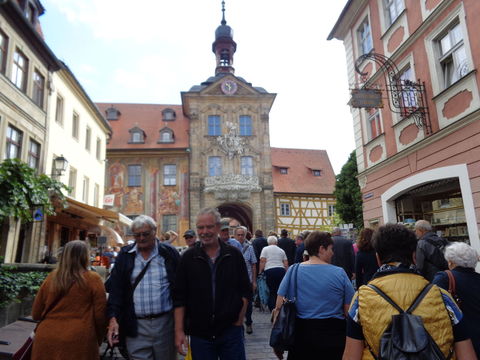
top-left (221, 80), bottom-right (238, 95)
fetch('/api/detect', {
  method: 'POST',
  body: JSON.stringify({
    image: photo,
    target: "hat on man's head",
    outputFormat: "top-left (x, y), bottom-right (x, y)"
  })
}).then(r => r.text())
top-left (183, 229), bottom-right (196, 238)
top-left (220, 221), bottom-right (230, 231)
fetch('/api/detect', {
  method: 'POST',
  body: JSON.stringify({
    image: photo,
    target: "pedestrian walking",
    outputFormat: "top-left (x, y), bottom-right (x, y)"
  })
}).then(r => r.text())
top-left (415, 219), bottom-right (449, 281)
top-left (106, 215), bottom-right (179, 360)
top-left (354, 228), bottom-right (378, 287)
top-left (234, 226), bottom-right (257, 334)
top-left (331, 227), bottom-right (355, 280)
top-left (173, 207), bottom-right (252, 360)
top-left (278, 229), bottom-right (296, 266)
top-left (343, 224), bottom-right (476, 359)
top-left (273, 231), bottom-right (354, 360)
top-left (259, 236), bottom-right (288, 311)
top-left (31, 240), bottom-right (106, 360)
top-left (433, 242), bottom-right (480, 358)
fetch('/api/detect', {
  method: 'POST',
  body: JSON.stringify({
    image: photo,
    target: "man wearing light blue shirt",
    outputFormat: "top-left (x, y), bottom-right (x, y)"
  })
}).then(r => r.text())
top-left (107, 215), bottom-right (179, 360)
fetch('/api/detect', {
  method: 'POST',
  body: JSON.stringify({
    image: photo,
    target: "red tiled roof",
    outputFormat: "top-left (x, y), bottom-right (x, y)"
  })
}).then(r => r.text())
top-left (96, 103), bottom-right (189, 150)
top-left (271, 148), bottom-right (336, 194)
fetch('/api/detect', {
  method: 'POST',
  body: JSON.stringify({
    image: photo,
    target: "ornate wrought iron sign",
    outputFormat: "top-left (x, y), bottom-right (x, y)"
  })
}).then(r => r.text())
top-left (352, 52), bottom-right (432, 133)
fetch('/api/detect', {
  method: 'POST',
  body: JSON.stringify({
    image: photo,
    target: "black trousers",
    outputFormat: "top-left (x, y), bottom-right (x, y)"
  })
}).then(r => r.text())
top-left (287, 317), bottom-right (346, 360)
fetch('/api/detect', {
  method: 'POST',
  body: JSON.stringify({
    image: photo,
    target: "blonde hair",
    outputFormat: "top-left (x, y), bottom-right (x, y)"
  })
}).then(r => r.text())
top-left (52, 240), bottom-right (89, 295)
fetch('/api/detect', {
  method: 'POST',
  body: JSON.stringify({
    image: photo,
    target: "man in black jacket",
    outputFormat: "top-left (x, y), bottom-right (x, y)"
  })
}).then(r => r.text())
top-left (106, 215), bottom-right (179, 360)
top-left (331, 227), bottom-right (355, 280)
top-left (415, 219), bottom-right (448, 281)
top-left (277, 229), bottom-right (296, 265)
top-left (173, 208), bottom-right (251, 360)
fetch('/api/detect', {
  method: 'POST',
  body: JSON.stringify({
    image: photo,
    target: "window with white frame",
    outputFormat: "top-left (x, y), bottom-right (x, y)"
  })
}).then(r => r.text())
top-left (163, 164), bottom-right (176, 186)
top-left (240, 156), bottom-right (253, 176)
top-left (0, 30), bottom-right (8, 74)
top-left (357, 18), bottom-right (373, 55)
top-left (11, 49), bottom-right (28, 91)
top-left (367, 110), bottom-right (382, 141)
top-left (239, 115), bottom-right (252, 136)
top-left (163, 214), bottom-right (177, 232)
top-left (208, 115), bottom-right (221, 136)
top-left (32, 70), bottom-right (45, 108)
top-left (96, 138), bottom-right (101, 160)
top-left (437, 22), bottom-right (469, 89)
top-left (328, 205), bottom-right (336, 217)
top-left (159, 128), bottom-right (174, 143)
top-left (208, 156), bottom-right (222, 176)
top-left (55, 95), bottom-right (64, 125)
top-left (85, 126), bottom-right (91, 151)
top-left (72, 112), bottom-right (79, 139)
top-left (5, 125), bottom-right (23, 159)
top-left (82, 176), bottom-right (90, 203)
top-left (280, 203), bottom-right (290, 216)
top-left (128, 165), bottom-right (142, 187)
top-left (131, 131), bottom-right (143, 143)
top-left (397, 65), bottom-right (417, 117)
top-left (68, 167), bottom-right (77, 197)
top-left (27, 139), bottom-right (40, 170)
top-left (384, 0), bottom-right (404, 27)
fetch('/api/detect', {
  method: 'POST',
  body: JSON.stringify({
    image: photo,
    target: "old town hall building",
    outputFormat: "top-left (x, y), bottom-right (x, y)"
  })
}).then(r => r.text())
top-left (99, 8), bottom-right (336, 244)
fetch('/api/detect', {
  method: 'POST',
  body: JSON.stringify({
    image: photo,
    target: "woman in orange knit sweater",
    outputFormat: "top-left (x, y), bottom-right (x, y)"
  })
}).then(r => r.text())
top-left (31, 240), bottom-right (107, 360)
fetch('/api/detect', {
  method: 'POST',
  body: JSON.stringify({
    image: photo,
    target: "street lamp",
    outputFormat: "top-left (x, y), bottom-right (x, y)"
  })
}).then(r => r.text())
top-left (52, 155), bottom-right (68, 178)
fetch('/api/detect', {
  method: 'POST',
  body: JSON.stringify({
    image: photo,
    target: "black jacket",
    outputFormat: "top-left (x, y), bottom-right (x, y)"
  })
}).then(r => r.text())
top-left (106, 240), bottom-right (179, 337)
top-left (416, 232), bottom-right (448, 281)
top-left (173, 240), bottom-right (252, 340)
top-left (277, 237), bottom-right (296, 265)
top-left (332, 235), bottom-right (355, 279)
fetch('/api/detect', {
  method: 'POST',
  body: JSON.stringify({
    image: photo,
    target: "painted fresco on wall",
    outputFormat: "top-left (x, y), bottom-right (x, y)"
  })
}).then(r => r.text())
top-left (124, 187), bottom-right (144, 214)
top-left (158, 187), bottom-right (180, 215)
top-left (108, 162), bottom-right (126, 208)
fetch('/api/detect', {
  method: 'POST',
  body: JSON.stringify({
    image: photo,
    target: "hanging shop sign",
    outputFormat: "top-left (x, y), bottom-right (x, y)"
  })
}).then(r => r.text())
top-left (350, 89), bottom-right (383, 109)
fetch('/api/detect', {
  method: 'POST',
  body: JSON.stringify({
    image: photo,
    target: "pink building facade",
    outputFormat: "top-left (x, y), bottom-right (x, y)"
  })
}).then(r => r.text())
top-left (329, 0), bottom-right (480, 251)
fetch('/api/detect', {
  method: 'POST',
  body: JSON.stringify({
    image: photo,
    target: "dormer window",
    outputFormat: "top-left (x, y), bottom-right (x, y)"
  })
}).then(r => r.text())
top-left (162, 108), bottom-right (176, 121)
top-left (158, 127), bottom-right (175, 143)
top-left (280, 168), bottom-right (288, 174)
top-left (312, 170), bottom-right (321, 176)
top-left (106, 107), bottom-right (120, 121)
top-left (128, 126), bottom-right (145, 144)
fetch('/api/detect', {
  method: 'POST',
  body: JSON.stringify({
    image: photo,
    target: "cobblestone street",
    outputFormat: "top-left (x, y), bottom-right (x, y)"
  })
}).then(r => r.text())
top-left (100, 308), bottom-right (279, 359)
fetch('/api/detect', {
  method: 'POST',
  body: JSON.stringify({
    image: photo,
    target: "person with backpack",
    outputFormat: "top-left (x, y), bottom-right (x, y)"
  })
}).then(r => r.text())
top-left (342, 223), bottom-right (476, 360)
top-left (415, 219), bottom-right (449, 281)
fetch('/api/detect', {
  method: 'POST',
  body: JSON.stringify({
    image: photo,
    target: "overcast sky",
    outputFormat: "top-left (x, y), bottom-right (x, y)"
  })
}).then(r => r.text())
top-left (41, 0), bottom-right (354, 174)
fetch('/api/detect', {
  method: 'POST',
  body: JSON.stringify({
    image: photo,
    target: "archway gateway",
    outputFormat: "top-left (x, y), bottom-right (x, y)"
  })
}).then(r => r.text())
top-left (217, 202), bottom-right (253, 232)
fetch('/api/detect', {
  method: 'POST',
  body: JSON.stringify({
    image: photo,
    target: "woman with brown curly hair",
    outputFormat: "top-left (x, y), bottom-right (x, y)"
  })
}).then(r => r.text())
top-left (354, 228), bottom-right (379, 287)
top-left (31, 240), bottom-right (106, 360)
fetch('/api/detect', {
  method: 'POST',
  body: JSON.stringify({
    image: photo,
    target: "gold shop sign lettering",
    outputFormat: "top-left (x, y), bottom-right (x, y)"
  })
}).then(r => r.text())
top-left (350, 89), bottom-right (383, 109)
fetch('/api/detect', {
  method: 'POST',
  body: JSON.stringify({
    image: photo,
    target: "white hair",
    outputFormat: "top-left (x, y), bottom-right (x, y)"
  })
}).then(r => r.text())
top-left (415, 220), bottom-right (432, 232)
top-left (267, 236), bottom-right (278, 245)
top-left (444, 242), bottom-right (479, 269)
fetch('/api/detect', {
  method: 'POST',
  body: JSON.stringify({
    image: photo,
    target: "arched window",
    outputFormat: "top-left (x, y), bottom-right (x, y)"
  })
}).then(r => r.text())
top-left (158, 127), bottom-right (174, 143)
top-left (128, 126), bottom-right (145, 143)
top-left (162, 108), bottom-right (176, 121)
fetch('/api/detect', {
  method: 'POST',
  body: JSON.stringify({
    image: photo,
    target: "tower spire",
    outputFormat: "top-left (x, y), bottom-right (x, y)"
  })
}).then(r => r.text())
top-left (221, 0), bottom-right (226, 25)
top-left (212, 0), bottom-right (237, 75)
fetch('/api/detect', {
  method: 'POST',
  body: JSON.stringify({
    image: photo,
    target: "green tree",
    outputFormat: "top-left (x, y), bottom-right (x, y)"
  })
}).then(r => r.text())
top-left (0, 159), bottom-right (69, 222)
top-left (334, 151), bottom-right (364, 229)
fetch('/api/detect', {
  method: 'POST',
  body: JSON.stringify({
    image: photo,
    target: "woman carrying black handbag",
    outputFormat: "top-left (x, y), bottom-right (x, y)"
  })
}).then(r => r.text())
top-left (271, 232), bottom-right (354, 360)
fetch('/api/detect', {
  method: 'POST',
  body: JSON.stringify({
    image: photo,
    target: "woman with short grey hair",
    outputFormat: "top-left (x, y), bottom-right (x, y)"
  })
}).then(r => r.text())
top-left (433, 242), bottom-right (480, 357)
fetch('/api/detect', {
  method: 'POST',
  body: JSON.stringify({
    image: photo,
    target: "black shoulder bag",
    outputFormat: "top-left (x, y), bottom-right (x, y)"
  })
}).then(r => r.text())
top-left (269, 264), bottom-right (299, 351)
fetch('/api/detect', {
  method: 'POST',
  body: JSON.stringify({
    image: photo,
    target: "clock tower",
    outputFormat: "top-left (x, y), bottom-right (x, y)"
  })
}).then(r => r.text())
top-left (182, 1), bottom-right (276, 232)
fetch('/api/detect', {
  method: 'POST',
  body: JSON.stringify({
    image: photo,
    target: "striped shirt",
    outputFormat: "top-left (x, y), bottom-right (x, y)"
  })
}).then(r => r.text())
top-left (129, 242), bottom-right (172, 317)
top-left (241, 242), bottom-right (257, 283)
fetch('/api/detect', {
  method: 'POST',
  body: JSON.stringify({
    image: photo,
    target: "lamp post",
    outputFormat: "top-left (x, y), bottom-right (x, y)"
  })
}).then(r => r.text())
top-left (52, 155), bottom-right (68, 179)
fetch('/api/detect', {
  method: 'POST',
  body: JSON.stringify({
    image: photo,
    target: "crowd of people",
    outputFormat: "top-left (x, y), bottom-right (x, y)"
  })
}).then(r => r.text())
top-left (28, 211), bottom-right (479, 360)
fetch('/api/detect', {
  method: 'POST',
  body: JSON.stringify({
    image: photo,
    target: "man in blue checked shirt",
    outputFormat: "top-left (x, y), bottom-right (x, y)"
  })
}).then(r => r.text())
top-left (106, 215), bottom-right (179, 360)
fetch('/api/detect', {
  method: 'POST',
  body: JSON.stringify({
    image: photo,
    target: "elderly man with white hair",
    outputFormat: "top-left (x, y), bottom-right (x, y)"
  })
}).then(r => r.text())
top-left (414, 219), bottom-right (449, 281)
top-left (259, 235), bottom-right (288, 311)
top-left (433, 242), bottom-right (480, 358)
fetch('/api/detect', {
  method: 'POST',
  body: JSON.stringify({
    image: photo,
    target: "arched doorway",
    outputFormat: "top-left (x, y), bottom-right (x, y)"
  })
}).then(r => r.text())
top-left (217, 202), bottom-right (253, 232)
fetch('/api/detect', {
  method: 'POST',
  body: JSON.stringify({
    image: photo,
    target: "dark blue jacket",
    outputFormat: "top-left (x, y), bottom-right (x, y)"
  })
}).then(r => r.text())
top-left (433, 267), bottom-right (480, 357)
top-left (106, 240), bottom-right (179, 337)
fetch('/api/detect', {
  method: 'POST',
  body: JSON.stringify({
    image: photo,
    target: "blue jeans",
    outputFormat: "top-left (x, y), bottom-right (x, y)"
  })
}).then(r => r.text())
top-left (190, 325), bottom-right (246, 360)
top-left (245, 299), bottom-right (253, 326)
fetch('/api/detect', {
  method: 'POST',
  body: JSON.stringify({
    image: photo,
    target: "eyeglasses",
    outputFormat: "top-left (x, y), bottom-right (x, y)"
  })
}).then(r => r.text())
top-left (133, 231), bottom-right (152, 238)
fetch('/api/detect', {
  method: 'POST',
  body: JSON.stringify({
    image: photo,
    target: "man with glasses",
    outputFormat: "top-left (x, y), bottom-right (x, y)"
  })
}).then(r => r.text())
top-left (106, 215), bottom-right (179, 360)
